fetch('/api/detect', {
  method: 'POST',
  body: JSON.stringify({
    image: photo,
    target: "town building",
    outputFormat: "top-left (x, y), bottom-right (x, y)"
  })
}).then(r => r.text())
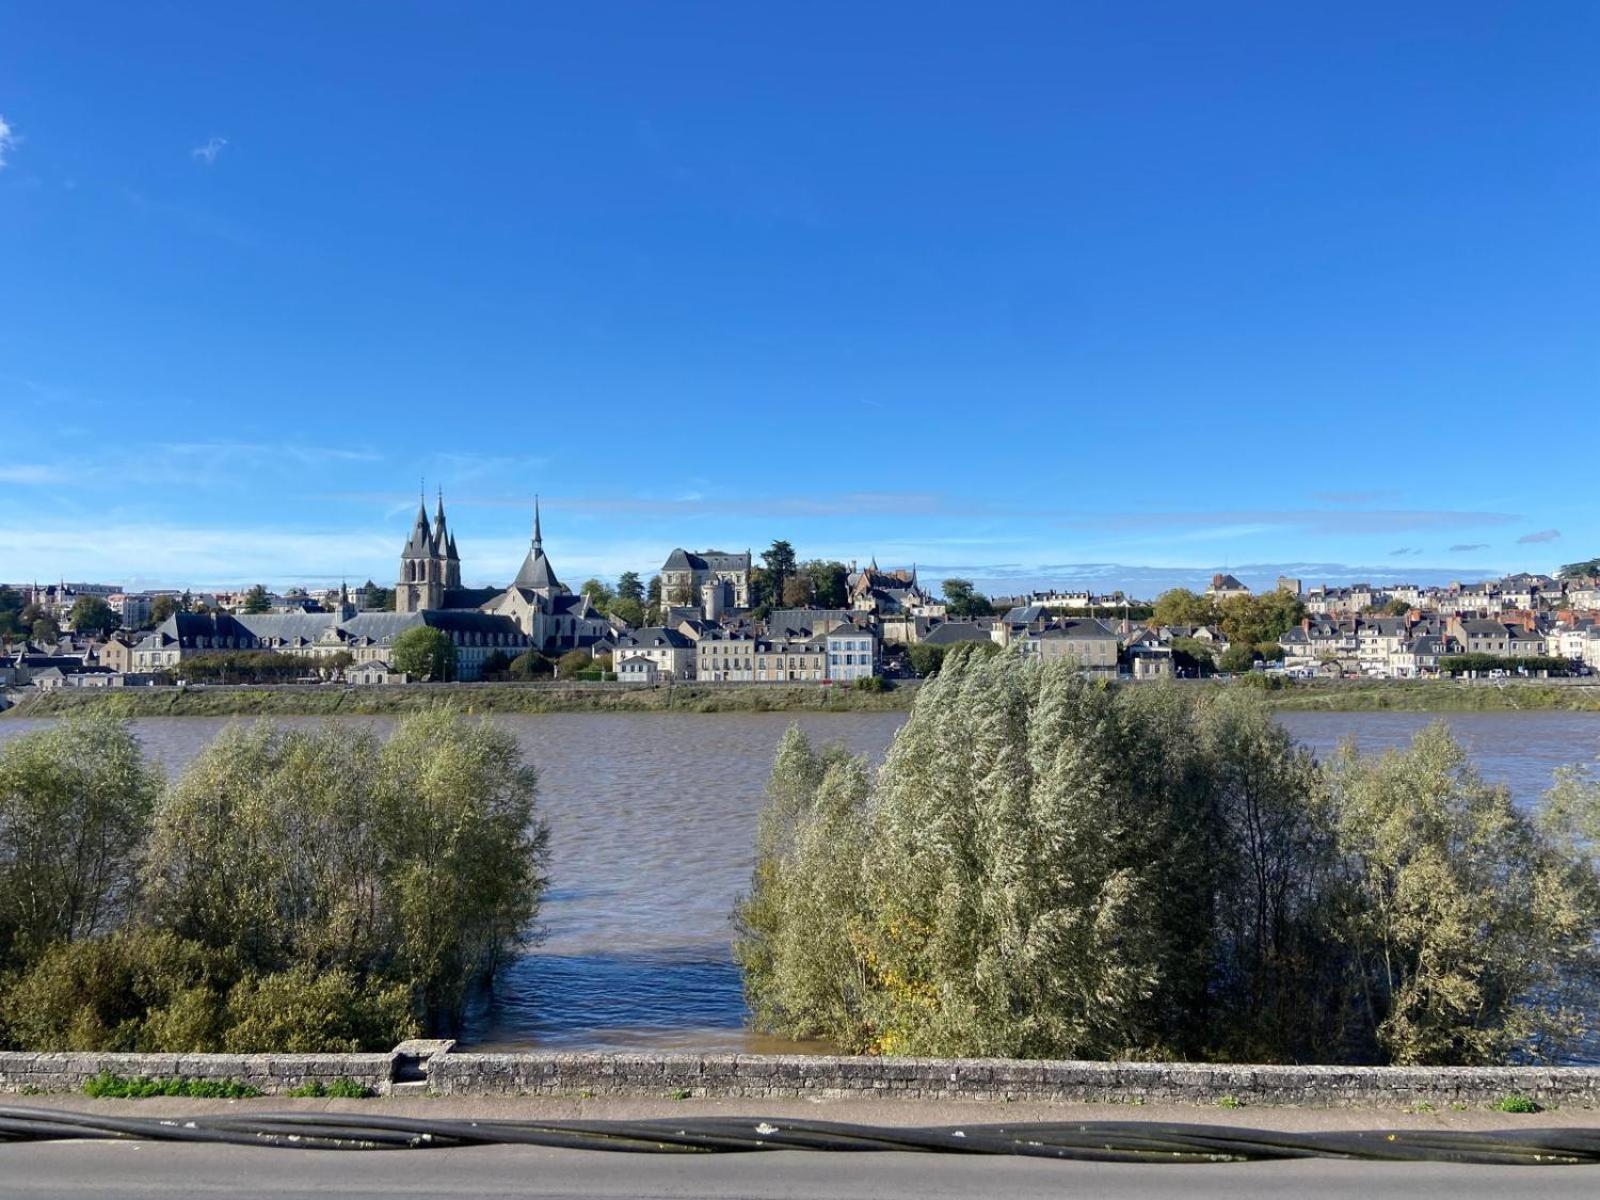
top-left (1205, 573), bottom-right (1250, 601)
top-left (660, 549), bottom-right (752, 608)
top-left (612, 626), bottom-right (696, 681)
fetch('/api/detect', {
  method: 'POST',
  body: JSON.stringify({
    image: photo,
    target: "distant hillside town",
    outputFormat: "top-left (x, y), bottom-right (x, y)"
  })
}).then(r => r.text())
top-left (3, 499), bottom-right (1599, 693)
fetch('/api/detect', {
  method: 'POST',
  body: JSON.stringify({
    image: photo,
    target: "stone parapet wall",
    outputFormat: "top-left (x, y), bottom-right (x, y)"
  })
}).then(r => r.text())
top-left (0, 1051), bottom-right (394, 1096)
top-left (423, 1052), bottom-right (1600, 1107)
top-left (5, 1047), bottom-right (1600, 1107)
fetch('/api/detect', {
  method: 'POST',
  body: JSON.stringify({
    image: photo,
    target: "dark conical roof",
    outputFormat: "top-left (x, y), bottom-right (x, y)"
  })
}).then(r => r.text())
top-left (447, 533), bottom-right (459, 561)
top-left (512, 498), bottom-right (559, 590)
top-left (513, 546), bottom-right (560, 591)
top-left (403, 500), bottom-right (435, 557)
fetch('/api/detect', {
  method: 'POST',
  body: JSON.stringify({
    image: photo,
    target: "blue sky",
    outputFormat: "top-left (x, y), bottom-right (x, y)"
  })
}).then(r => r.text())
top-left (2, 2), bottom-right (1595, 597)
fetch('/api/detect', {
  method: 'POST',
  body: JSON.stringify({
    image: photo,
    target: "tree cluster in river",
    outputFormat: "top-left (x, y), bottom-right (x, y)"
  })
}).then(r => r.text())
top-left (735, 643), bottom-right (1600, 1065)
top-left (0, 712), bottom-right (548, 1052)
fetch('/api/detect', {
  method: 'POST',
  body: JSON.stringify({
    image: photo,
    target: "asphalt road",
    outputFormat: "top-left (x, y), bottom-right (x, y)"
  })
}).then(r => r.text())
top-left (4, 1141), bottom-right (1600, 1199)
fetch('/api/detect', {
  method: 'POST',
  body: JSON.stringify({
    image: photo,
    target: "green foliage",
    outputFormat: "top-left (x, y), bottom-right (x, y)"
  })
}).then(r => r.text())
top-left (69, 595), bottom-right (120, 638)
top-left (175, 650), bottom-right (312, 684)
top-left (941, 578), bottom-right (993, 618)
top-left (1558, 558), bottom-right (1600, 581)
top-left (1217, 591), bottom-right (1305, 648)
top-left (1151, 588), bottom-right (1217, 628)
top-left (2, 929), bottom-right (231, 1052)
top-left (507, 650), bottom-right (554, 679)
top-left (27, 608), bottom-right (61, 643)
top-left (147, 595), bottom-right (181, 626)
top-left (1, 714), bottom-right (550, 1054)
top-left (1219, 644), bottom-right (1257, 674)
top-left (1326, 724), bottom-right (1597, 1065)
top-left (609, 597), bottom-right (646, 628)
top-left (735, 651), bottom-right (1600, 1066)
top-left (555, 648), bottom-right (593, 678)
top-left (141, 713), bottom-right (548, 1036)
top-left (240, 584), bottom-right (273, 615)
top-left (853, 675), bottom-right (887, 692)
top-left (361, 582), bottom-right (396, 612)
top-left (906, 639), bottom-right (998, 678)
top-left (804, 561), bottom-right (850, 610)
top-left (617, 571), bottom-right (646, 605)
top-left (1492, 1095), bottom-right (1542, 1113)
top-left (221, 966), bottom-right (417, 1052)
top-left (905, 643), bottom-right (948, 677)
top-left (581, 578), bottom-right (615, 611)
top-left (762, 540), bottom-right (798, 602)
top-left (1168, 637), bottom-right (1216, 675)
top-left (390, 625), bottom-right (456, 681)
top-left (0, 586), bottom-right (25, 640)
top-left (480, 649), bottom-right (513, 678)
top-left (287, 1077), bottom-right (373, 1098)
top-left (84, 1072), bottom-right (261, 1099)
top-left (0, 718), bottom-right (162, 971)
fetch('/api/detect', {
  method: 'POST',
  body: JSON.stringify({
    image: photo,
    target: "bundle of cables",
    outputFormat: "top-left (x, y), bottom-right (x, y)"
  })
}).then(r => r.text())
top-left (3, 1108), bottom-right (1599, 1165)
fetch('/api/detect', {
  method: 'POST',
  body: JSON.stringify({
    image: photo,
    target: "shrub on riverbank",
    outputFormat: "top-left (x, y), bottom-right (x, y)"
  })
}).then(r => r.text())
top-left (734, 644), bottom-right (1600, 1065)
top-left (0, 712), bottom-right (547, 1052)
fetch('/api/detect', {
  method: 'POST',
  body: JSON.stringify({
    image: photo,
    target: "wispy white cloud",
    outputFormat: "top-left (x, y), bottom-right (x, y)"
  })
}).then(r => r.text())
top-left (0, 464), bottom-right (68, 485)
top-left (1450, 543), bottom-right (1490, 552)
top-left (1518, 529), bottom-right (1561, 544)
top-left (1082, 509), bottom-right (1521, 537)
top-left (1311, 489), bottom-right (1403, 504)
top-left (191, 136), bottom-right (228, 165)
top-left (0, 115), bottom-right (14, 169)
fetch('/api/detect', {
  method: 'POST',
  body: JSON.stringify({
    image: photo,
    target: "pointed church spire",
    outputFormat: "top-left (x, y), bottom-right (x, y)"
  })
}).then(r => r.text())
top-left (533, 495), bottom-right (543, 552)
top-left (434, 486), bottom-right (447, 531)
top-left (404, 479), bottom-right (435, 557)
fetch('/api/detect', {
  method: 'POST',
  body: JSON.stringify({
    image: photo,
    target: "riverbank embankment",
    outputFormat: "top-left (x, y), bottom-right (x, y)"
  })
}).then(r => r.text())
top-left (1, 681), bottom-right (919, 718)
top-left (7, 676), bottom-right (1600, 718)
top-left (4, 1044), bottom-right (1599, 1109)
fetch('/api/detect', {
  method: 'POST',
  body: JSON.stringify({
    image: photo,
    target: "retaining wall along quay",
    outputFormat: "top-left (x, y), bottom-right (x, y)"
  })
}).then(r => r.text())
top-left (4, 1043), bottom-right (1600, 1107)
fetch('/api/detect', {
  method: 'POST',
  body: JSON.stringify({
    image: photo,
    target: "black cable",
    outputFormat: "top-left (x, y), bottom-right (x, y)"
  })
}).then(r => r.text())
top-left (1, 1107), bottom-right (1597, 1164)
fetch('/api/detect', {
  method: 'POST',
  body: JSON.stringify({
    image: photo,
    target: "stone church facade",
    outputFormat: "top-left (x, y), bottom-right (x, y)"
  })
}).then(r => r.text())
top-left (398, 494), bottom-right (609, 655)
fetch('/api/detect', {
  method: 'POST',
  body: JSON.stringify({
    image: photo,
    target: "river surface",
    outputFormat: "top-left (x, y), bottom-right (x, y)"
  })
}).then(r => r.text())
top-left (3, 710), bottom-right (1599, 1051)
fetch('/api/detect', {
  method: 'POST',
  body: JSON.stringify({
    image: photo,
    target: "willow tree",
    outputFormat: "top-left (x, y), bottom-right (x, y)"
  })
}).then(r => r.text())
top-left (0, 717), bottom-right (162, 971)
top-left (1326, 724), bottom-right (1600, 1065)
top-left (734, 646), bottom-right (1600, 1064)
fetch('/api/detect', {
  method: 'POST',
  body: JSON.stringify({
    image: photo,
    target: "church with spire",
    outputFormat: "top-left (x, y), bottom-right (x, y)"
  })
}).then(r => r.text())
top-left (395, 491), bottom-right (609, 653)
top-left (396, 490), bottom-right (463, 613)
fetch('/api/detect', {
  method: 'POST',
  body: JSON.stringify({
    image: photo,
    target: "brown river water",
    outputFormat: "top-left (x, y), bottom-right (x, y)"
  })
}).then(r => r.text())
top-left (3, 710), bottom-right (1599, 1052)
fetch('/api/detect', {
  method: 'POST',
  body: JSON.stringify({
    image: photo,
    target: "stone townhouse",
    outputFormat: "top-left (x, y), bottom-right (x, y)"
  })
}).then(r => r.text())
top-left (824, 624), bottom-right (879, 682)
top-left (1014, 619), bottom-right (1120, 674)
top-left (1449, 617), bottom-right (1547, 658)
top-left (612, 626), bottom-right (696, 681)
top-left (695, 626), bottom-right (828, 682)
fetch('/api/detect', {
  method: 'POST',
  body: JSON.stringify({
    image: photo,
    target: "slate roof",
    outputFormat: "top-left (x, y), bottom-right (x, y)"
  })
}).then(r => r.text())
top-left (402, 502), bottom-right (435, 557)
top-left (512, 547), bottom-right (561, 591)
top-left (1001, 605), bottom-right (1049, 626)
top-left (616, 627), bottom-right (693, 650)
top-left (920, 621), bottom-right (994, 646)
top-left (1039, 619), bottom-right (1118, 641)
top-left (662, 548), bottom-right (750, 573)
